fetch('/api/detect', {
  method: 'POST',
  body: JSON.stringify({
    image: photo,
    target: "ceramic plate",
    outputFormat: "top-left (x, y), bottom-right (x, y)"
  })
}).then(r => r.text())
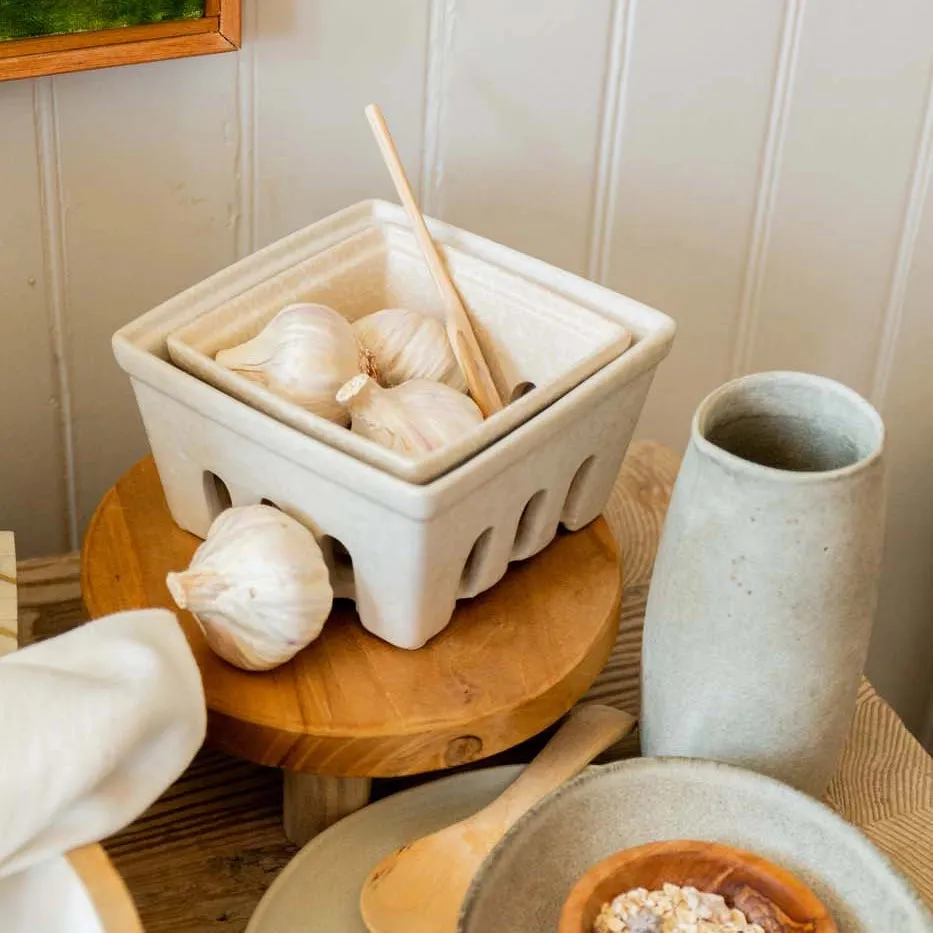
top-left (246, 766), bottom-right (522, 933)
top-left (461, 758), bottom-right (933, 933)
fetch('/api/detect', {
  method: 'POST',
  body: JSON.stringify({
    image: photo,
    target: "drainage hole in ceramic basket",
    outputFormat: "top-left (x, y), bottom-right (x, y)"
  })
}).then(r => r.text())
top-left (461, 528), bottom-right (494, 593)
top-left (203, 471), bottom-right (232, 518)
top-left (561, 456), bottom-right (597, 520)
top-left (260, 498), bottom-right (307, 525)
top-left (509, 381), bottom-right (536, 403)
top-left (321, 535), bottom-right (355, 595)
top-left (512, 490), bottom-right (548, 555)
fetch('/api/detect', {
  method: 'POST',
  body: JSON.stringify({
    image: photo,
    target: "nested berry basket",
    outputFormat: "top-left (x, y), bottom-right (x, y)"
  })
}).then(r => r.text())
top-left (113, 200), bottom-right (675, 649)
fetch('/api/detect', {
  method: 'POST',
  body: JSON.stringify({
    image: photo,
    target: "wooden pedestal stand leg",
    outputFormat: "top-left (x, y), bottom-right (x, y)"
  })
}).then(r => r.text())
top-left (283, 772), bottom-right (373, 846)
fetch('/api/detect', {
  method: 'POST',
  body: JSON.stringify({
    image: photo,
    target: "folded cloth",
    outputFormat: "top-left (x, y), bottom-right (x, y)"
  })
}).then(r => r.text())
top-left (0, 608), bottom-right (205, 880)
top-left (0, 856), bottom-right (106, 933)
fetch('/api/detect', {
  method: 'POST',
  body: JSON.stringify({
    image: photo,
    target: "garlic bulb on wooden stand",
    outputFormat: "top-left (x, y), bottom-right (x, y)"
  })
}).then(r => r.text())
top-left (216, 303), bottom-right (376, 424)
top-left (354, 308), bottom-right (467, 391)
top-left (166, 504), bottom-right (333, 671)
top-left (336, 373), bottom-right (483, 456)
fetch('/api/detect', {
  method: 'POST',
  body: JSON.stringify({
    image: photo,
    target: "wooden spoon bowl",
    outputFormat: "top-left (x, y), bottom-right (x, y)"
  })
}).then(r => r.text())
top-left (559, 840), bottom-right (837, 933)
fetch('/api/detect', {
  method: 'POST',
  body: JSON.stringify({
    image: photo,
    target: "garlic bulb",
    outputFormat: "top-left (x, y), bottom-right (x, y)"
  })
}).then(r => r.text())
top-left (165, 504), bottom-right (333, 671)
top-left (216, 303), bottom-right (373, 424)
top-left (336, 373), bottom-right (483, 456)
top-left (354, 308), bottom-right (467, 391)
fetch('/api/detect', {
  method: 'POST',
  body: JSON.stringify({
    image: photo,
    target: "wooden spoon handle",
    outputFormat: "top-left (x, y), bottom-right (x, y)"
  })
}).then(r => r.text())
top-left (476, 705), bottom-right (636, 836)
top-left (364, 103), bottom-right (504, 417)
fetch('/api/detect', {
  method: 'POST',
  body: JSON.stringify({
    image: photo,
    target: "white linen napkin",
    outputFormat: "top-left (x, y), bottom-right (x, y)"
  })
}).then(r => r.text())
top-left (0, 856), bottom-right (105, 933)
top-left (0, 608), bottom-right (206, 881)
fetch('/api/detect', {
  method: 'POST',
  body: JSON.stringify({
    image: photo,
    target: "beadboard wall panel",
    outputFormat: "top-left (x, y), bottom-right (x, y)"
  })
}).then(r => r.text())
top-left (52, 55), bottom-right (241, 535)
top-left (429, 0), bottom-right (614, 275)
top-left (869, 175), bottom-right (933, 742)
top-left (601, 0), bottom-right (787, 450)
top-left (745, 0), bottom-right (933, 392)
top-left (252, 0), bottom-right (430, 248)
top-left (0, 82), bottom-right (67, 557)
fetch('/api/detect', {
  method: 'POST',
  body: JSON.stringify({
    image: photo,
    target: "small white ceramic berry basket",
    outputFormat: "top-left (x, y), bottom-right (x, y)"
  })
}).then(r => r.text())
top-left (166, 206), bottom-right (633, 484)
top-left (113, 200), bottom-right (675, 649)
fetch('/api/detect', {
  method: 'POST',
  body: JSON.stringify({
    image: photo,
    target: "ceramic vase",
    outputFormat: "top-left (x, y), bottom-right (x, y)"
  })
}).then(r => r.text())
top-left (641, 371), bottom-right (885, 797)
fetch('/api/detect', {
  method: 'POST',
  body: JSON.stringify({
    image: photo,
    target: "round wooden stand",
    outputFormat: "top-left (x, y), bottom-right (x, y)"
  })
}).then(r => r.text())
top-left (82, 457), bottom-right (623, 843)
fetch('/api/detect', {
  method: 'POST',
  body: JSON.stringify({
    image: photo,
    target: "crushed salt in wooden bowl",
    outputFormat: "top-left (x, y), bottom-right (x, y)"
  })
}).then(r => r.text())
top-left (559, 839), bottom-right (836, 933)
top-left (458, 758), bottom-right (932, 933)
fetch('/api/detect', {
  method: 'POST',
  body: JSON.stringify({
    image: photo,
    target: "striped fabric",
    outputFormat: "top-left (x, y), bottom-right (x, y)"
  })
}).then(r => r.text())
top-left (829, 681), bottom-right (933, 905)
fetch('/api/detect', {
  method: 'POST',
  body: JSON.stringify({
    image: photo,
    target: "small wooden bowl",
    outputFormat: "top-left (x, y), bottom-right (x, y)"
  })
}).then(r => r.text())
top-left (69, 844), bottom-right (143, 932)
top-left (559, 840), bottom-right (837, 933)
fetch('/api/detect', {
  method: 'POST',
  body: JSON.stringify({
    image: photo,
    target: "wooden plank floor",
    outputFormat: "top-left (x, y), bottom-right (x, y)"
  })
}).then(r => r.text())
top-left (15, 441), bottom-right (678, 932)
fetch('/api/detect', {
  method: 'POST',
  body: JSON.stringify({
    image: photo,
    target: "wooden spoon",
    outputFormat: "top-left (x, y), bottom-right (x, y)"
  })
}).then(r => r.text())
top-left (359, 704), bottom-right (637, 933)
top-left (364, 103), bottom-right (504, 418)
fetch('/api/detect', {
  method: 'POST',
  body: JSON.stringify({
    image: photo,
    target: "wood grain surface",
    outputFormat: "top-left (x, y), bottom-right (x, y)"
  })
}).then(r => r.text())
top-left (82, 456), bottom-right (623, 777)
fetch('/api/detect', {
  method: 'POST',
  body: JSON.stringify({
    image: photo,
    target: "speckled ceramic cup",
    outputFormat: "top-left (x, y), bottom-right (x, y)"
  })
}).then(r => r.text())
top-left (641, 371), bottom-right (886, 797)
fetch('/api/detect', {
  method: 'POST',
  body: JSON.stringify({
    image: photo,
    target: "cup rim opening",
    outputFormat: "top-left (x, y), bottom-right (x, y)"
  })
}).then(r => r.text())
top-left (692, 371), bottom-right (884, 481)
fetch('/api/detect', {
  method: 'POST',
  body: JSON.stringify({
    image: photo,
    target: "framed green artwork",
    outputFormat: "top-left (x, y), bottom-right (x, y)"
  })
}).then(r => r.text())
top-left (0, 0), bottom-right (240, 81)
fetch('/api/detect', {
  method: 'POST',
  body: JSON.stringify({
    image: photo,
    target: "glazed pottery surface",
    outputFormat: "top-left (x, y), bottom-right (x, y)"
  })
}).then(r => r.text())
top-left (459, 758), bottom-right (932, 933)
top-left (641, 371), bottom-right (886, 796)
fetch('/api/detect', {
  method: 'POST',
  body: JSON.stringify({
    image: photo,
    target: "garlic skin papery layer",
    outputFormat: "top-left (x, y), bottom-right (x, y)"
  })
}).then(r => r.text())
top-left (166, 504), bottom-right (333, 671)
top-left (353, 308), bottom-right (467, 391)
top-left (336, 373), bottom-right (483, 457)
top-left (216, 303), bottom-right (370, 424)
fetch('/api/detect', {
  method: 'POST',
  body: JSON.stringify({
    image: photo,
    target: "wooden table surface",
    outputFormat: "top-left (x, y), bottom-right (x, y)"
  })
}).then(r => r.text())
top-left (18, 440), bottom-right (931, 930)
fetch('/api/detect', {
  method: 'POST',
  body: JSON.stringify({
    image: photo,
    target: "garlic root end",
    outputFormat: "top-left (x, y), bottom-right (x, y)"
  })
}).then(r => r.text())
top-left (165, 571), bottom-right (188, 609)
top-left (336, 373), bottom-right (376, 409)
top-left (166, 569), bottom-right (229, 612)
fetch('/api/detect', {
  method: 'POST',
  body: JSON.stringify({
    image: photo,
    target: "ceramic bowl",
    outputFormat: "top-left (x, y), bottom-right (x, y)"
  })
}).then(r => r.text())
top-left (458, 758), bottom-right (933, 933)
top-left (558, 839), bottom-right (836, 933)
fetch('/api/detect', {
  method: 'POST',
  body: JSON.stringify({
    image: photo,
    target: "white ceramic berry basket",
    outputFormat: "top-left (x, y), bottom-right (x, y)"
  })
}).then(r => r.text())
top-left (166, 212), bottom-right (634, 484)
top-left (112, 200), bottom-right (675, 649)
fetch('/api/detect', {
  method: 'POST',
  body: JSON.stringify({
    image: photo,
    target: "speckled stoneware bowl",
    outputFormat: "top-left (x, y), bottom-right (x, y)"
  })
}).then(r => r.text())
top-left (458, 758), bottom-right (933, 933)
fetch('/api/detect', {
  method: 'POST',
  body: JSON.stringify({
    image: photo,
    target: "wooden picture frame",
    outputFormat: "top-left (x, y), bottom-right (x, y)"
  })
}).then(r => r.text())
top-left (0, 0), bottom-right (240, 82)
